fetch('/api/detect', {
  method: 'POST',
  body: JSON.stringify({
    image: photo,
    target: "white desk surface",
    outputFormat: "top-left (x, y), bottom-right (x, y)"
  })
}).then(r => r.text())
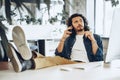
top-left (0, 61), bottom-right (120, 80)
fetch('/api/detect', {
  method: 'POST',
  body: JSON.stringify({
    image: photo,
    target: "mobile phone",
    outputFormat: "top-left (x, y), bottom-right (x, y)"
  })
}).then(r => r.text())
top-left (68, 29), bottom-right (72, 32)
top-left (68, 25), bottom-right (73, 32)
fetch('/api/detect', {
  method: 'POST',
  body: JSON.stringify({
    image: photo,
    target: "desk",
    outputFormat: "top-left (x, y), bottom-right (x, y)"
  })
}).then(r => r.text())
top-left (0, 61), bottom-right (120, 80)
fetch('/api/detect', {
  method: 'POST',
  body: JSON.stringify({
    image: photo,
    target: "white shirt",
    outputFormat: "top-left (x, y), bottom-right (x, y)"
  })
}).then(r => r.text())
top-left (71, 35), bottom-right (89, 63)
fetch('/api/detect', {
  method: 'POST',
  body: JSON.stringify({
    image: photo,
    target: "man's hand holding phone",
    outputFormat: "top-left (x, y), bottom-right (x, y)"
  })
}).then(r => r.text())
top-left (61, 26), bottom-right (73, 42)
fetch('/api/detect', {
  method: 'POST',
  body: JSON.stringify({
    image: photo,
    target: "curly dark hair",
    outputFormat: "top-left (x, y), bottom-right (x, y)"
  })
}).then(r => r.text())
top-left (66, 13), bottom-right (90, 37)
top-left (67, 13), bottom-right (90, 31)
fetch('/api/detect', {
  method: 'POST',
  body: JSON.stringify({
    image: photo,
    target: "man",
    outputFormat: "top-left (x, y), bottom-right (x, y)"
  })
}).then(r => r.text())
top-left (8, 13), bottom-right (103, 73)
top-left (55, 13), bottom-right (103, 62)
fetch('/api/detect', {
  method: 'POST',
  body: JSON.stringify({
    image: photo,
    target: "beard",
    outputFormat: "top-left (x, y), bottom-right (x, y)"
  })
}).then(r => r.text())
top-left (75, 26), bottom-right (84, 32)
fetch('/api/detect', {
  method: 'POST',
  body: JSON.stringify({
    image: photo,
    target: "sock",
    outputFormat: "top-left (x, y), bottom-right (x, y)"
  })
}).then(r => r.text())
top-left (25, 59), bottom-right (35, 69)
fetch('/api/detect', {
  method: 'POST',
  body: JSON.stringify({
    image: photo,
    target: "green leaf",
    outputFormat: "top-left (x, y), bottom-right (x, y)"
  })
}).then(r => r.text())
top-left (0, 0), bottom-right (3, 9)
top-left (5, 0), bottom-right (12, 24)
top-left (44, 0), bottom-right (51, 15)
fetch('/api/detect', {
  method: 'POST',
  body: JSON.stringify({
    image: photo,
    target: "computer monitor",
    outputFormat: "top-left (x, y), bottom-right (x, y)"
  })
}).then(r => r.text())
top-left (105, 7), bottom-right (120, 63)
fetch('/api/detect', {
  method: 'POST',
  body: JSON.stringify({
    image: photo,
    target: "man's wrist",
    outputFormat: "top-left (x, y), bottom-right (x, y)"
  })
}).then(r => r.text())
top-left (60, 39), bottom-right (65, 42)
top-left (60, 36), bottom-right (66, 42)
top-left (91, 40), bottom-right (96, 44)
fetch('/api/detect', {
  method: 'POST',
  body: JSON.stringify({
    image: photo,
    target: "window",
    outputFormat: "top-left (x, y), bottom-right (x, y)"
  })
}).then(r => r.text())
top-left (36, 0), bottom-right (64, 25)
top-left (0, 0), bottom-right (64, 25)
top-left (95, 0), bottom-right (120, 37)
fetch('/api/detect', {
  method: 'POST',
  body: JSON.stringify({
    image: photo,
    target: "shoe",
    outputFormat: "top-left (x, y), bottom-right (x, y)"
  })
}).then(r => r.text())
top-left (12, 26), bottom-right (32, 60)
top-left (7, 43), bottom-right (29, 72)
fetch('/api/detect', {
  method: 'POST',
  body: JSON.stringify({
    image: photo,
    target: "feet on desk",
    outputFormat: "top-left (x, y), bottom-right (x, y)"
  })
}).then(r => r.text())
top-left (7, 43), bottom-right (33, 72)
top-left (12, 26), bottom-right (32, 60)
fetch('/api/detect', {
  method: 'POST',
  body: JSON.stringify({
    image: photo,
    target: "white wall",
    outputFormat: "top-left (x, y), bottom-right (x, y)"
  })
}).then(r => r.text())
top-left (6, 24), bottom-right (66, 40)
